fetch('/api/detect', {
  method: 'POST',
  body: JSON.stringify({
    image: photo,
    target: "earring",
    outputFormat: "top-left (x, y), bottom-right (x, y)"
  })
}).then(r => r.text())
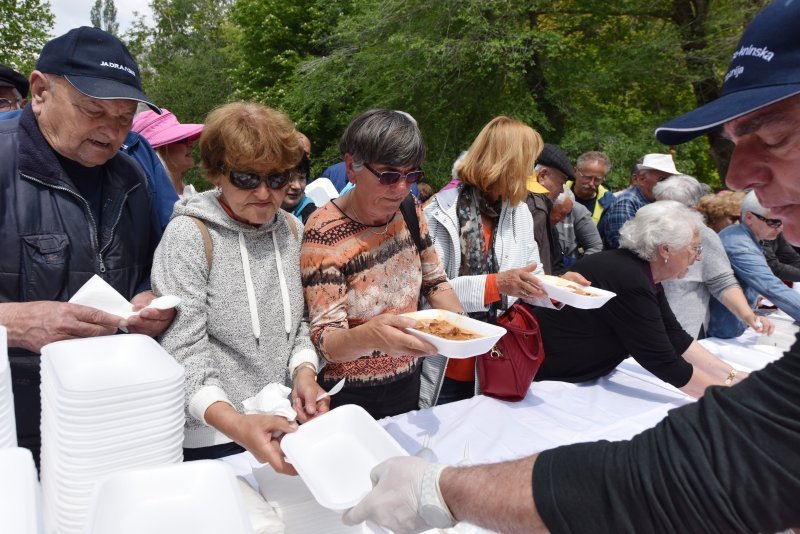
top-left (664, 257), bottom-right (668, 264)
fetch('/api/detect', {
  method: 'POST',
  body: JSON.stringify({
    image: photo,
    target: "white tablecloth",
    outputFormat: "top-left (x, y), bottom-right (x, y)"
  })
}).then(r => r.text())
top-left (223, 316), bottom-right (797, 533)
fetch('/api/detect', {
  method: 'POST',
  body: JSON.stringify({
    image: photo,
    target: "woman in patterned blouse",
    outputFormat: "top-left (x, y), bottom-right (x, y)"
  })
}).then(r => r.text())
top-left (300, 109), bottom-right (464, 419)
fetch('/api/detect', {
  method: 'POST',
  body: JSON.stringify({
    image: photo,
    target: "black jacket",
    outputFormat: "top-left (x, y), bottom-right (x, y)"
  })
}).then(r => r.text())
top-left (1, 107), bottom-right (158, 461)
top-left (0, 107), bottom-right (156, 308)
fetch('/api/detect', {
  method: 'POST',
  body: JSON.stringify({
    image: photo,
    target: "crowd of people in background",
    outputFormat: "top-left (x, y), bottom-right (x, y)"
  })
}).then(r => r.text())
top-left (1, 3), bottom-right (799, 531)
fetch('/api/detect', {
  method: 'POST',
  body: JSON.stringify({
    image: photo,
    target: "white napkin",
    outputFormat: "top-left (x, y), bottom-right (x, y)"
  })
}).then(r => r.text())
top-left (68, 274), bottom-right (137, 318)
top-left (242, 383), bottom-right (298, 422)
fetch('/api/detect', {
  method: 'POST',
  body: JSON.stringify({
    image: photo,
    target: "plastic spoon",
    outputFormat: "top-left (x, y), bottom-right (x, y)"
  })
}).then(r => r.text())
top-left (315, 378), bottom-right (346, 402)
top-left (146, 295), bottom-right (182, 310)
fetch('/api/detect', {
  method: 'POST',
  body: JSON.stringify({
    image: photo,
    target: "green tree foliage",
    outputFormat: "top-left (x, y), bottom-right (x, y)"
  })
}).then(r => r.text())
top-left (227, 0), bottom-right (354, 102)
top-left (127, 0), bottom-right (233, 123)
top-left (91, 0), bottom-right (120, 36)
top-left (126, 0), bottom-right (235, 190)
top-left (226, 0), bottom-right (765, 190)
top-left (0, 0), bottom-right (54, 77)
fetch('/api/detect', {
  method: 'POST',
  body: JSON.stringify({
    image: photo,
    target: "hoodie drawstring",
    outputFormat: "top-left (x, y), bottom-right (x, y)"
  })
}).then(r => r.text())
top-left (238, 232), bottom-right (261, 341)
top-left (272, 231), bottom-right (293, 338)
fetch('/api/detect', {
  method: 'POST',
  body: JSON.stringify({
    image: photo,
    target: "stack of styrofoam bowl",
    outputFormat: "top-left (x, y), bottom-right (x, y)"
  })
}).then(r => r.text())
top-left (40, 334), bottom-right (185, 534)
top-left (0, 447), bottom-right (44, 533)
top-left (0, 325), bottom-right (17, 448)
top-left (86, 461), bottom-right (254, 534)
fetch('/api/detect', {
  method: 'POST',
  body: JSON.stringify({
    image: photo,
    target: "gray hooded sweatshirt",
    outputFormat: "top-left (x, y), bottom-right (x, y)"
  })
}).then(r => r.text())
top-left (152, 191), bottom-right (317, 448)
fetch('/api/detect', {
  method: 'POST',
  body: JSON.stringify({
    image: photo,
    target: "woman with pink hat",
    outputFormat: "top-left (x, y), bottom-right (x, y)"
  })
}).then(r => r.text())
top-left (132, 108), bottom-right (204, 197)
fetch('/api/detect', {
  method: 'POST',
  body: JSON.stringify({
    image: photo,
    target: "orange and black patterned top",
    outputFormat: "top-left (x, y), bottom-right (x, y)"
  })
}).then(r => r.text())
top-left (300, 199), bottom-right (451, 387)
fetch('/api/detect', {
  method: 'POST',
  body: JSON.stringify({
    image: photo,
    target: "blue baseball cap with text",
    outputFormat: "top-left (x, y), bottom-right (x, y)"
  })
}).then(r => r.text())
top-left (655, 1), bottom-right (800, 145)
top-left (35, 26), bottom-right (160, 113)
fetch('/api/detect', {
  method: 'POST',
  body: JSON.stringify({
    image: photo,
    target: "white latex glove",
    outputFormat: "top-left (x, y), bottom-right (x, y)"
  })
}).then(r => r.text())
top-left (341, 456), bottom-right (455, 533)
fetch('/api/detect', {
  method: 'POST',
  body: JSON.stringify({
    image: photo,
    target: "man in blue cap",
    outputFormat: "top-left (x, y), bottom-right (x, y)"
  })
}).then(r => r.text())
top-left (340, 3), bottom-right (800, 532)
top-left (0, 62), bottom-right (28, 115)
top-left (0, 27), bottom-right (175, 466)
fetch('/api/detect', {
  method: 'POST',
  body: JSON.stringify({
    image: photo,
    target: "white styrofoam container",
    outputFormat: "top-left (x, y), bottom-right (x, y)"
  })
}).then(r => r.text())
top-left (539, 275), bottom-right (616, 309)
top-left (280, 404), bottom-right (408, 510)
top-left (403, 309), bottom-right (506, 358)
top-left (85, 461), bottom-right (253, 534)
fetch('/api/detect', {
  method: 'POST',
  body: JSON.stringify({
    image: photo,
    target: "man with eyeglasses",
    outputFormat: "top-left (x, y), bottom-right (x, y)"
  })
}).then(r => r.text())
top-left (598, 152), bottom-right (681, 248)
top-left (708, 190), bottom-right (800, 338)
top-left (0, 27), bottom-right (174, 467)
top-left (0, 63), bottom-right (28, 115)
top-left (568, 150), bottom-right (614, 224)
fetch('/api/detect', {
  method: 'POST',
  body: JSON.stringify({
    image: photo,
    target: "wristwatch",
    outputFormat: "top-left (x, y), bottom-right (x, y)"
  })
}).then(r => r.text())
top-left (419, 464), bottom-right (456, 528)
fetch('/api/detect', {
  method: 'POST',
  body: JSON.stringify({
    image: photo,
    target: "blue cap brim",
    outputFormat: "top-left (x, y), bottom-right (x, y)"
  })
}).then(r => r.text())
top-left (655, 84), bottom-right (800, 145)
top-left (65, 75), bottom-right (161, 114)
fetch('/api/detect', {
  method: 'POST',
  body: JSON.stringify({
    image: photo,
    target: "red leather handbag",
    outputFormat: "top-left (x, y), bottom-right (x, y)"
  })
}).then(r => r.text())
top-left (476, 302), bottom-right (545, 401)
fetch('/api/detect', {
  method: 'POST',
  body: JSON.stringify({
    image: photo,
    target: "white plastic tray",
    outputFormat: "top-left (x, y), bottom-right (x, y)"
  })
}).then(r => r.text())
top-left (402, 309), bottom-right (506, 358)
top-left (280, 404), bottom-right (408, 511)
top-left (539, 275), bottom-right (616, 309)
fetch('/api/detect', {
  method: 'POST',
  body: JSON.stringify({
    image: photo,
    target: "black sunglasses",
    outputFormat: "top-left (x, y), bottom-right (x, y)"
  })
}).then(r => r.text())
top-left (227, 169), bottom-right (295, 190)
top-left (751, 212), bottom-right (783, 228)
top-left (363, 163), bottom-right (425, 186)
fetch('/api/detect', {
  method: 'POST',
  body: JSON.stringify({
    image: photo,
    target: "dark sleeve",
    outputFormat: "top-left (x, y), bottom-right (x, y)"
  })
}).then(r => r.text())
top-left (657, 287), bottom-right (694, 354)
top-left (593, 272), bottom-right (692, 387)
top-left (764, 234), bottom-right (800, 281)
top-left (534, 338), bottom-right (800, 533)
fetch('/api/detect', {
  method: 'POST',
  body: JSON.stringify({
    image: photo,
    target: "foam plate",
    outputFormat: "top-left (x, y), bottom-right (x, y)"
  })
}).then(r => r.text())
top-left (540, 275), bottom-right (616, 309)
top-left (280, 404), bottom-right (408, 510)
top-left (403, 309), bottom-right (506, 358)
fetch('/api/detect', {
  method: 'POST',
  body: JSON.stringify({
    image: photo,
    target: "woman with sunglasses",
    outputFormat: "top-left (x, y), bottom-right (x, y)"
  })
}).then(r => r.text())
top-left (300, 109), bottom-right (465, 419)
top-left (151, 102), bottom-right (328, 471)
top-left (423, 116), bottom-right (583, 405)
top-left (132, 108), bottom-right (203, 198)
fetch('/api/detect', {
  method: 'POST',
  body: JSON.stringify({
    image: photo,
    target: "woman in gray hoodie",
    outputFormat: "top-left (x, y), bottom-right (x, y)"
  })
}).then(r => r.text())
top-left (152, 102), bottom-right (327, 472)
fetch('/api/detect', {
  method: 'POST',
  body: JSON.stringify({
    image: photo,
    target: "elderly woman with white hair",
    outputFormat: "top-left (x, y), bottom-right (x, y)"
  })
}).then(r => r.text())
top-left (533, 201), bottom-right (748, 397)
top-left (655, 175), bottom-right (773, 339)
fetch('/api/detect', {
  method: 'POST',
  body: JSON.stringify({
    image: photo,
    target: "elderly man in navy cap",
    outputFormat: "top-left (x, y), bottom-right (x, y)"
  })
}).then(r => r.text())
top-left (0, 27), bottom-right (175, 466)
top-left (341, 3), bottom-right (800, 533)
top-left (0, 62), bottom-right (29, 114)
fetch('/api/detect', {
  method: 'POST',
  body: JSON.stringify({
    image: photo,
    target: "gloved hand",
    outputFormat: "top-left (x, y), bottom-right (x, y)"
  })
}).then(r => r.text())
top-left (341, 456), bottom-right (456, 534)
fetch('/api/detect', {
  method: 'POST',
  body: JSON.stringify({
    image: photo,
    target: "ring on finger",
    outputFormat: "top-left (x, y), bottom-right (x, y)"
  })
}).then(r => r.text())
top-left (520, 289), bottom-right (529, 297)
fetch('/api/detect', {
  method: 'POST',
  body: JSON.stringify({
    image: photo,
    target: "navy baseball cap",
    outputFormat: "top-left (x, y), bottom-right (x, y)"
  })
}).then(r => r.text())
top-left (0, 63), bottom-right (29, 96)
top-left (655, 1), bottom-right (800, 145)
top-left (35, 26), bottom-right (160, 113)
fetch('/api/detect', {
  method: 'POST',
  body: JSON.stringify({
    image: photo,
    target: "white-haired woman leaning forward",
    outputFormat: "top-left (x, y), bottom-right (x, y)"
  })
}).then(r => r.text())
top-left (533, 201), bottom-right (748, 398)
top-left (655, 175), bottom-right (773, 339)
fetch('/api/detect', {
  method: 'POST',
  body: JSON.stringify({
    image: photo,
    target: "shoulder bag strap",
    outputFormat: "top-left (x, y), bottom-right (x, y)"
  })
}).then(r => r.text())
top-left (189, 216), bottom-right (213, 271)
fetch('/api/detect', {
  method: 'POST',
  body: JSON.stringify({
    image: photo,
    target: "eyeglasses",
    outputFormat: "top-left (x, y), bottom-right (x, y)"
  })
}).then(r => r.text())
top-left (363, 163), bottom-right (425, 186)
top-left (690, 244), bottom-right (703, 259)
top-left (576, 169), bottom-right (605, 184)
top-left (0, 97), bottom-right (21, 110)
top-left (751, 212), bottom-right (783, 228)
top-left (227, 169), bottom-right (297, 190)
